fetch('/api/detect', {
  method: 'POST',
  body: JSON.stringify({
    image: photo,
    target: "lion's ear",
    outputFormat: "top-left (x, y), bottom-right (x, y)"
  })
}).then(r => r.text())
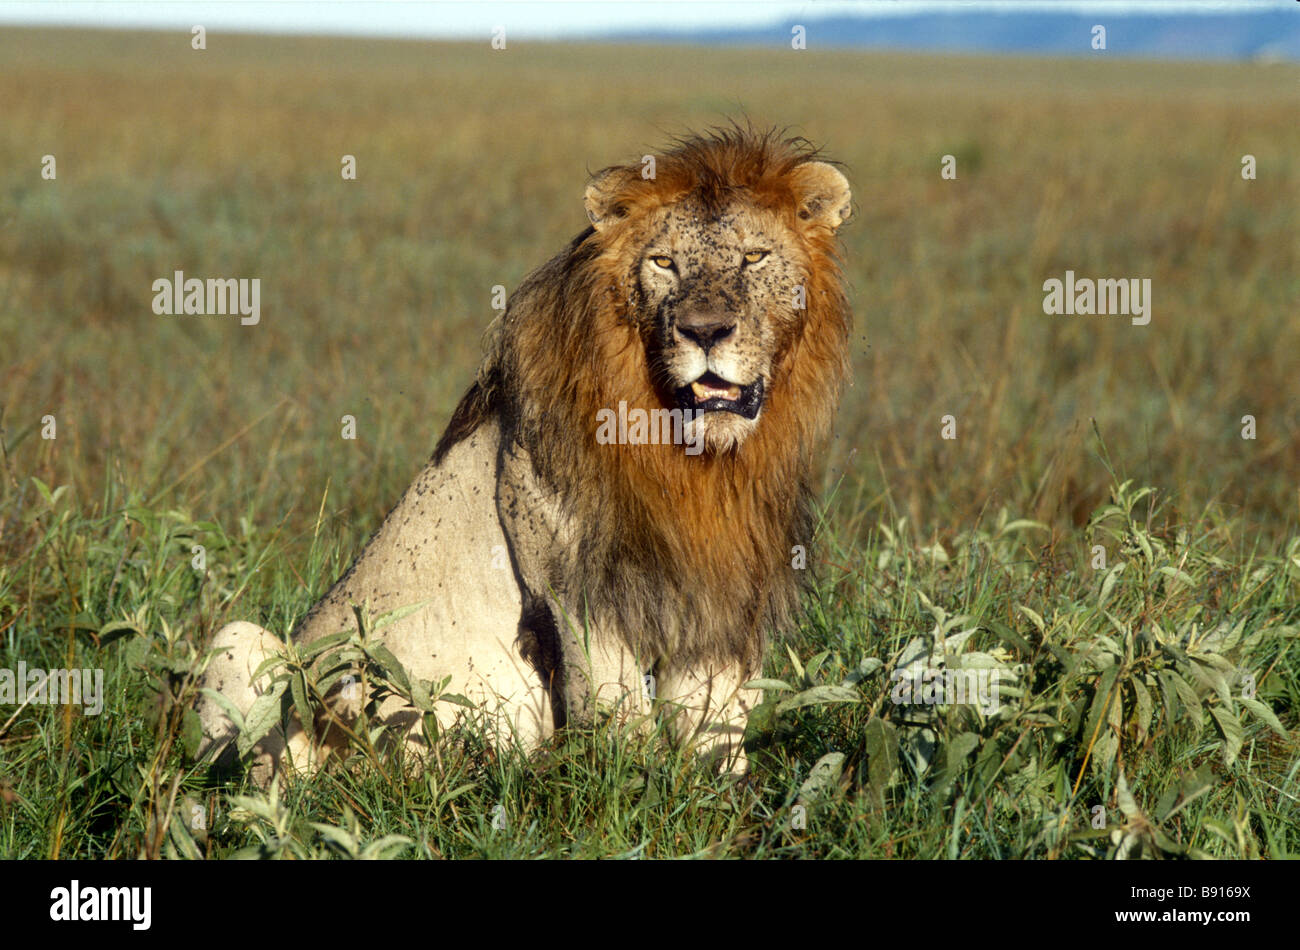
top-left (791, 161), bottom-right (852, 232)
top-left (583, 168), bottom-right (628, 230)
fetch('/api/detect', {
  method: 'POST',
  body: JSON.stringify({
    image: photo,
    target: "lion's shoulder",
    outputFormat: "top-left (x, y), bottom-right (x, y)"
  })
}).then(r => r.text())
top-left (295, 416), bottom-right (515, 649)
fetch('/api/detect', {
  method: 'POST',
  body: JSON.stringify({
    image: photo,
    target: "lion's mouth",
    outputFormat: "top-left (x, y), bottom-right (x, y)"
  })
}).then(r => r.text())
top-left (674, 372), bottom-right (765, 419)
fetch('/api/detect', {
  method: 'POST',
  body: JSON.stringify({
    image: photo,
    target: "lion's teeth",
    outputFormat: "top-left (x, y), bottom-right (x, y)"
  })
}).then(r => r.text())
top-left (691, 381), bottom-right (741, 401)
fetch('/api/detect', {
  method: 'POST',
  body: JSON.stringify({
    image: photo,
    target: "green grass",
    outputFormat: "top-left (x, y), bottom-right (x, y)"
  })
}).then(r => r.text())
top-left (0, 29), bottom-right (1297, 859)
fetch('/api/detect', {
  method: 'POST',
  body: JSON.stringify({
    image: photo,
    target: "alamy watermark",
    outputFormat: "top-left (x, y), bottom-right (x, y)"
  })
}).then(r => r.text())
top-left (49, 880), bottom-right (150, 930)
top-left (152, 270), bottom-right (260, 325)
top-left (1042, 270), bottom-right (1151, 326)
top-left (890, 667), bottom-right (1002, 716)
top-left (595, 402), bottom-right (703, 455)
top-left (0, 662), bottom-right (104, 716)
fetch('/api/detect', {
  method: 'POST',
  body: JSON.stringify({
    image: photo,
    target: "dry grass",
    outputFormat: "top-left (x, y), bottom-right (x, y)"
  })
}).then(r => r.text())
top-left (2, 30), bottom-right (1297, 561)
top-left (0, 29), bottom-right (1297, 859)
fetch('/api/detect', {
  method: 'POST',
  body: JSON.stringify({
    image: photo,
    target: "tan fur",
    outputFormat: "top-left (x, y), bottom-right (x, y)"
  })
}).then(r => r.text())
top-left (195, 125), bottom-right (852, 782)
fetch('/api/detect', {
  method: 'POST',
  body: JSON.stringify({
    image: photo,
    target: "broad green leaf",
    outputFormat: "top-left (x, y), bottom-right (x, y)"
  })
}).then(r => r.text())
top-left (1157, 669), bottom-right (1202, 736)
top-left (1158, 768), bottom-right (1214, 822)
top-left (1208, 705), bottom-right (1244, 767)
top-left (368, 644), bottom-right (410, 692)
top-left (360, 835), bottom-right (413, 860)
top-left (238, 681), bottom-right (287, 756)
top-left (1131, 677), bottom-right (1153, 745)
top-left (1098, 564), bottom-right (1124, 607)
top-left (370, 599), bottom-right (431, 633)
top-left (896, 636), bottom-right (930, 670)
top-left (315, 663), bottom-right (360, 696)
top-left (784, 644), bottom-right (806, 682)
top-left (168, 812), bottom-right (204, 860)
top-left (742, 701), bottom-right (777, 742)
top-left (1116, 771), bottom-right (1140, 820)
top-left (798, 752), bottom-right (846, 803)
top-left (249, 651), bottom-right (288, 685)
top-left (309, 822), bottom-right (359, 857)
top-left (1107, 676), bottom-right (1124, 733)
top-left (97, 619), bottom-right (141, 644)
top-left (986, 619), bottom-right (1032, 656)
top-left (1081, 665), bottom-right (1120, 756)
top-left (996, 519), bottom-right (1049, 538)
top-left (744, 678), bottom-right (794, 692)
top-left (299, 629), bottom-right (355, 662)
top-left (1093, 631), bottom-right (1124, 661)
top-left (804, 650), bottom-right (832, 682)
top-left (841, 658), bottom-right (882, 687)
top-left (1193, 652), bottom-right (1238, 675)
top-left (198, 687), bottom-right (246, 734)
top-left (1238, 696), bottom-right (1286, 737)
top-left (1201, 817), bottom-right (1237, 848)
top-left (291, 669), bottom-right (312, 730)
top-left (1015, 604), bottom-right (1046, 636)
top-left (939, 628), bottom-right (977, 655)
top-left (409, 677), bottom-right (434, 712)
top-left (1132, 530), bottom-right (1154, 565)
top-left (1156, 565), bottom-right (1196, 587)
top-left (1188, 659), bottom-right (1231, 706)
top-left (946, 731), bottom-right (980, 771)
top-left (180, 707), bottom-right (204, 760)
top-left (775, 684), bottom-right (860, 715)
top-left (864, 717), bottom-right (898, 792)
top-left (422, 711), bottom-right (440, 743)
top-left (1092, 731), bottom-right (1119, 779)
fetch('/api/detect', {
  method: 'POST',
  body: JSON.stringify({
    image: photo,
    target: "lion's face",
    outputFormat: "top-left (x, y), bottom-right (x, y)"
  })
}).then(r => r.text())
top-left (582, 146), bottom-right (851, 457)
top-left (634, 198), bottom-right (806, 453)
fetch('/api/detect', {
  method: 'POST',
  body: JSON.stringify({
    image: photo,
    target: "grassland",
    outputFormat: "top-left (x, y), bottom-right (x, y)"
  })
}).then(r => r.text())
top-left (0, 28), bottom-right (1297, 859)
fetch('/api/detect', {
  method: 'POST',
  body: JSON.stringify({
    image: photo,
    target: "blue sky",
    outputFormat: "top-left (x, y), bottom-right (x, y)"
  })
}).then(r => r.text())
top-left (0, 1), bottom-right (1286, 40)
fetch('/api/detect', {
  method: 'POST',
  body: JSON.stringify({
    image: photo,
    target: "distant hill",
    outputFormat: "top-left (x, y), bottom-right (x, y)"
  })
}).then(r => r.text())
top-left (615, 10), bottom-right (1300, 61)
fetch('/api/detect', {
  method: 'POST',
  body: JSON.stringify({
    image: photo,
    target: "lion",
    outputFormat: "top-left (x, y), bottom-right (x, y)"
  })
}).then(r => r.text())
top-left (195, 125), bottom-right (852, 784)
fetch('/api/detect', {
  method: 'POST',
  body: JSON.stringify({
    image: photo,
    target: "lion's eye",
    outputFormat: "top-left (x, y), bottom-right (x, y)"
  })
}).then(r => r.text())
top-left (742, 250), bottom-right (769, 266)
top-left (650, 255), bottom-right (675, 271)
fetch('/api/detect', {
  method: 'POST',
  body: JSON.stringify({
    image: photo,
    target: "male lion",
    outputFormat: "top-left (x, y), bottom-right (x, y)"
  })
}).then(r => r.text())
top-left (196, 126), bottom-right (852, 783)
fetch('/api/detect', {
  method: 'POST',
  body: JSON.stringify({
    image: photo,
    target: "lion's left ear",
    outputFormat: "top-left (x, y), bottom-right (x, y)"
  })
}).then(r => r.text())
top-left (790, 161), bottom-right (852, 232)
top-left (583, 167), bottom-right (629, 230)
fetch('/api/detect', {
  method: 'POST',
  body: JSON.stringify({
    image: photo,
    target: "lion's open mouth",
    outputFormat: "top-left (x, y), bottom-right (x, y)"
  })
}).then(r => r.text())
top-left (674, 372), bottom-right (765, 419)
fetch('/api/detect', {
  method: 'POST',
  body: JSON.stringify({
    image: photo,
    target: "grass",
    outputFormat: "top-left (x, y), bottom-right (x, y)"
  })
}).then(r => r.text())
top-left (0, 28), bottom-right (1297, 859)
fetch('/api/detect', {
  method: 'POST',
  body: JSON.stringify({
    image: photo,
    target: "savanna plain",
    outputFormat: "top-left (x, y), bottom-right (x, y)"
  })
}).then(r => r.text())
top-left (1, 29), bottom-right (1298, 858)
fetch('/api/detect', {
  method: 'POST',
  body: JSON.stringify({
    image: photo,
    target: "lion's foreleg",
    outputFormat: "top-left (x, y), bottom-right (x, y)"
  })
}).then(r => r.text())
top-left (496, 438), bottom-right (653, 738)
top-left (656, 661), bottom-right (760, 775)
top-left (195, 621), bottom-right (324, 786)
top-left (551, 611), bottom-right (653, 731)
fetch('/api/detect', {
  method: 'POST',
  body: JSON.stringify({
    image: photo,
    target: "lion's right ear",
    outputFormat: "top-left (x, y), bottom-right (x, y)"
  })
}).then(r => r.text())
top-left (583, 168), bottom-right (629, 230)
top-left (790, 161), bottom-right (852, 233)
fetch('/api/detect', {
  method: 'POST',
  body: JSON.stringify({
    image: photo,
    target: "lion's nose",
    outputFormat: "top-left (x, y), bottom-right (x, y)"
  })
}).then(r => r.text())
top-left (676, 313), bottom-right (737, 351)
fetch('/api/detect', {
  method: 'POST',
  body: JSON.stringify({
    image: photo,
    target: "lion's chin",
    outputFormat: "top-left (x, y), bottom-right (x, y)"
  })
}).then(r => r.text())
top-left (687, 411), bottom-right (760, 455)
